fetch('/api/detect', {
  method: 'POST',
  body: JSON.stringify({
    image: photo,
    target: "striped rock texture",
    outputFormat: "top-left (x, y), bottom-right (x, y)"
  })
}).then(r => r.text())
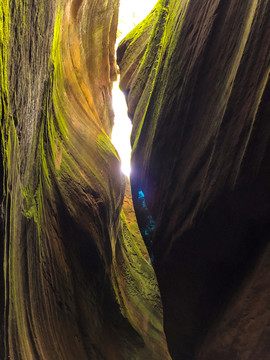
top-left (0, 1), bottom-right (170, 359)
top-left (118, 0), bottom-right (270, 358)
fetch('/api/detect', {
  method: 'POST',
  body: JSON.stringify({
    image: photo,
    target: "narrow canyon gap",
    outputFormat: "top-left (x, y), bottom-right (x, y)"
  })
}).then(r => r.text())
top-left (0, 1), bottom-right (270, 360)
top-left (111, 0), bottom-right (157, 176)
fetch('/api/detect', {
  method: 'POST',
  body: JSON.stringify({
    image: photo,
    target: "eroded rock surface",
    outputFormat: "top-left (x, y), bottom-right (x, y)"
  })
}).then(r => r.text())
top-left (0, 1), bottom-right (170, 359)
top-left (118, 0), bottom-right (270, 358)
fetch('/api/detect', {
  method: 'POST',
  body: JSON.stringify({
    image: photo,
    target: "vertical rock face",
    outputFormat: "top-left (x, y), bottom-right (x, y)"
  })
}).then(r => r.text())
top-left (0, 1), bottom-right (170, 359)
top-left (118, 0), bottom-right (270, 358)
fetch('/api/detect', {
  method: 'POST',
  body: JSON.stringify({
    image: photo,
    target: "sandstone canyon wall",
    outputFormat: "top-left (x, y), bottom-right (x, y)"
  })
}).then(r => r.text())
top-left (0, 1), bottom-right (170, 359)
top-left (1, 0), bottom-right (270, 359)
top-left (118, 0), bottom-right (270, 359)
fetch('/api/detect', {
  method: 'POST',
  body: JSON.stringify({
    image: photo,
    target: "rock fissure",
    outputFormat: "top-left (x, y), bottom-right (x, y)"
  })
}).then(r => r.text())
top-left (0, 0), bottom-right (269, 359)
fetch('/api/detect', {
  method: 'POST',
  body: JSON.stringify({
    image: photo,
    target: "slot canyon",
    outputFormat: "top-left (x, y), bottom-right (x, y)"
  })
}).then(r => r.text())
top-left (0, 0), bottom-right (269, 359)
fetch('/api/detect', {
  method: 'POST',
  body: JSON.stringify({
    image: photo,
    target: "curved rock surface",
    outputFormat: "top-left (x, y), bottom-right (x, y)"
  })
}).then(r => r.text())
top-left (118, 0), bottom-right (270, 358)
top-left (0, 1), bottom-right (170, 359)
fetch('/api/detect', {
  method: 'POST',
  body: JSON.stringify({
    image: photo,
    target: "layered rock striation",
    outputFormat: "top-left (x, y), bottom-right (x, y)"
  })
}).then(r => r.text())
top-left (0, 1), bottom-right (170, 359)
top-left (1, 0), bottom-right (269, 358)
top-left (118, 0), bottom-right (270, 358)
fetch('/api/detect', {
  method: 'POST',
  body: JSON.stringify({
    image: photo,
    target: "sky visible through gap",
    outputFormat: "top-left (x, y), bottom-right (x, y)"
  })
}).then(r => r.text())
top-left (111, 0), bottom-right (157, 176)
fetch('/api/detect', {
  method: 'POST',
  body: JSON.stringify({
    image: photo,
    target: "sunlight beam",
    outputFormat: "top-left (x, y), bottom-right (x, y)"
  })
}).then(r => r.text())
top-left (111, 0), bottom-right (157, 177)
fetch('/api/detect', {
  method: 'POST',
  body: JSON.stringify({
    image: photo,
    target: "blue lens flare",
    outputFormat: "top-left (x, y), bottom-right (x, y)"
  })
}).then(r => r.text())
top-left (137, 190), bottom-right (155, 263)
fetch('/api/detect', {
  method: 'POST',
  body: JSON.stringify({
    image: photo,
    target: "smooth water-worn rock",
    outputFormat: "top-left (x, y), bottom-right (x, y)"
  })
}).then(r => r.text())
top-left (0, 1), bottom-right (170, 359)
top-left (1, 0), bottom-right (269, 358)
top-left (118, 0), bottom-right (270, 358)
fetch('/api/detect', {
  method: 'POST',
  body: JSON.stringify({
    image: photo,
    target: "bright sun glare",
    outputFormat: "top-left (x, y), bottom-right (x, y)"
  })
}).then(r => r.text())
top-left (111, 0), bottom-right (157, 177)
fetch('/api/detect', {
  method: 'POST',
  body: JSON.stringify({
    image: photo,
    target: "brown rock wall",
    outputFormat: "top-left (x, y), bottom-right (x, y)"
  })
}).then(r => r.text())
top-left (0, 0), bottom-right (170, 359)
top-left (118, 0), bottom-right (270, 358)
